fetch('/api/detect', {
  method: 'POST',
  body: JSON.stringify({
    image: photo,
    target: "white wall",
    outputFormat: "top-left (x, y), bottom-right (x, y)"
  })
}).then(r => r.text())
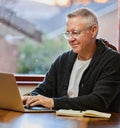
top-left (18, 85), bottom-right (36, 96)
top-left (97, 9), bottom-right (119, 50)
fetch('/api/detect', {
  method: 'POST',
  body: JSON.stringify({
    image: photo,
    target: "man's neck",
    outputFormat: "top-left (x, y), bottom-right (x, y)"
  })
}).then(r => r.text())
top-left (78, 41), bottom-right (97, 60)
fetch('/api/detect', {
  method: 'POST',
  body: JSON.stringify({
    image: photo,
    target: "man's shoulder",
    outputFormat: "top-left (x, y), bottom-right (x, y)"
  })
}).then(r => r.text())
top-left (102, 49), bottom-right (120, 68)
top-left (53, 50), bottom-right (77, 67)
top-left (96, 39), bottom-right (120, 59)
top-left (58, 50), bottom-right (76, 59)
top-left (106, 47), bottom-right (120, 59)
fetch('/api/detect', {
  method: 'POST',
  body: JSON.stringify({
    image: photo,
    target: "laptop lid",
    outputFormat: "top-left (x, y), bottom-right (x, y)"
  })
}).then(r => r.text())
top-left (0, 73), bottom-right (24, 111)
top-left (0, 73), bottom-right (54, 113)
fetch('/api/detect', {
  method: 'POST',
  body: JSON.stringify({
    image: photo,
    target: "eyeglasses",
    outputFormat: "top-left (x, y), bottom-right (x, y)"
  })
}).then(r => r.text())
top-left (63, 26), bottom-right (91, 40)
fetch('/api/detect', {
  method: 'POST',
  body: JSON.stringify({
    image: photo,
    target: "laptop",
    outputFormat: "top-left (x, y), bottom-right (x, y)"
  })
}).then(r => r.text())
top-left (0, 72), bottom-right (55, 113)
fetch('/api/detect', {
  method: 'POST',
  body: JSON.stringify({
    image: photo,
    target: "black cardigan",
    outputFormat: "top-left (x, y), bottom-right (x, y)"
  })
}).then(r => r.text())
top-left (31, 39), bottom-right (120, 112)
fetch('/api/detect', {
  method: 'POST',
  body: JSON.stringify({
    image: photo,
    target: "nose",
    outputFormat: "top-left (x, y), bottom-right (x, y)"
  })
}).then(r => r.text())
top-left (68, 34), bottom-right (75, 42)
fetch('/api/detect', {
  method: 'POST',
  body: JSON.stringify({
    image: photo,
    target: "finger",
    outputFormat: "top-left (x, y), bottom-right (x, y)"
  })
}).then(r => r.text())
top-left (30, 100), bottom-right (42, 107)
top-left (26, 96), bottom-right (38, 107)
top-left (21, 96), bottom-right (30, 104)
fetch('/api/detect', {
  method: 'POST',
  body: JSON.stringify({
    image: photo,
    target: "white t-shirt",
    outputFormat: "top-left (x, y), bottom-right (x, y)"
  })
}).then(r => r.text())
top-left (67, 57), bottom-right (91, 97)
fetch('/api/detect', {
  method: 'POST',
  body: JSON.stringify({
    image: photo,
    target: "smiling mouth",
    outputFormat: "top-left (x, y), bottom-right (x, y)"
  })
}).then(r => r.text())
top-left (72, 43), bottom-right (79, 48)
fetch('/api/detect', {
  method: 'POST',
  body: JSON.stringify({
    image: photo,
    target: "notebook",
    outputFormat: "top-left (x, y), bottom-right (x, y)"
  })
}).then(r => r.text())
top-left (0, 72), bottom-right (54, 113)
top-left (56, 109), bottom-right (111, 118)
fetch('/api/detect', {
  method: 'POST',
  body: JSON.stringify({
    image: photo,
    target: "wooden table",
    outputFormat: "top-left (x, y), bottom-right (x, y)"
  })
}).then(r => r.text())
top-left (0, 109), bottom-right (120, 128)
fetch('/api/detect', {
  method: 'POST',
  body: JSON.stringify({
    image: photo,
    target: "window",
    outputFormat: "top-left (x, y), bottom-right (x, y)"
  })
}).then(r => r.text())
top-left (0, 0), bottom-right (118, 74)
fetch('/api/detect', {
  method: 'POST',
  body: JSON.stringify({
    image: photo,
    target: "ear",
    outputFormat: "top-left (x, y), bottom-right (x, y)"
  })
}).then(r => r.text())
top-left (90, 25), bottom-right (98, 38)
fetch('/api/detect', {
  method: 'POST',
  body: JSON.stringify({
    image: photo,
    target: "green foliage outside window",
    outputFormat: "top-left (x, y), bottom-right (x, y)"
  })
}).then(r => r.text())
top-left (17, 37), bottom-right (70, 74)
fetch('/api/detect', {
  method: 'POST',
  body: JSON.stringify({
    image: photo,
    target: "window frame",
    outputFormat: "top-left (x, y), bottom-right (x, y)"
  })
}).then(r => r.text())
top-left (14, 74), bottom-right (45, 86)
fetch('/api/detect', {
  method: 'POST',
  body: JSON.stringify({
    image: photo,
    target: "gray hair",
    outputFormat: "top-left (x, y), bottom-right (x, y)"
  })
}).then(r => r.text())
top-left (66, 8), bottom-right (98, 28)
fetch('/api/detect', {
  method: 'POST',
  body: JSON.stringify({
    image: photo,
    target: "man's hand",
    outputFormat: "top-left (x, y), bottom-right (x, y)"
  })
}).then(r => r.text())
top-left (21, 95), bottom-right (54, 109)
top-left (21, 95), bottom-right (31, 105)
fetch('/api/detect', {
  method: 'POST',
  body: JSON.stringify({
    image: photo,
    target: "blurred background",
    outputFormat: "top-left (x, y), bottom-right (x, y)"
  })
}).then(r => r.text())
top-left (0, 0), bottom-right (119, 74)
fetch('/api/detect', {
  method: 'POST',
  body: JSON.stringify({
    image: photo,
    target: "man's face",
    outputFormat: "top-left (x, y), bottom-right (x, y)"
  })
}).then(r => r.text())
top-left (66, 16), bottom-right (96, 54)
